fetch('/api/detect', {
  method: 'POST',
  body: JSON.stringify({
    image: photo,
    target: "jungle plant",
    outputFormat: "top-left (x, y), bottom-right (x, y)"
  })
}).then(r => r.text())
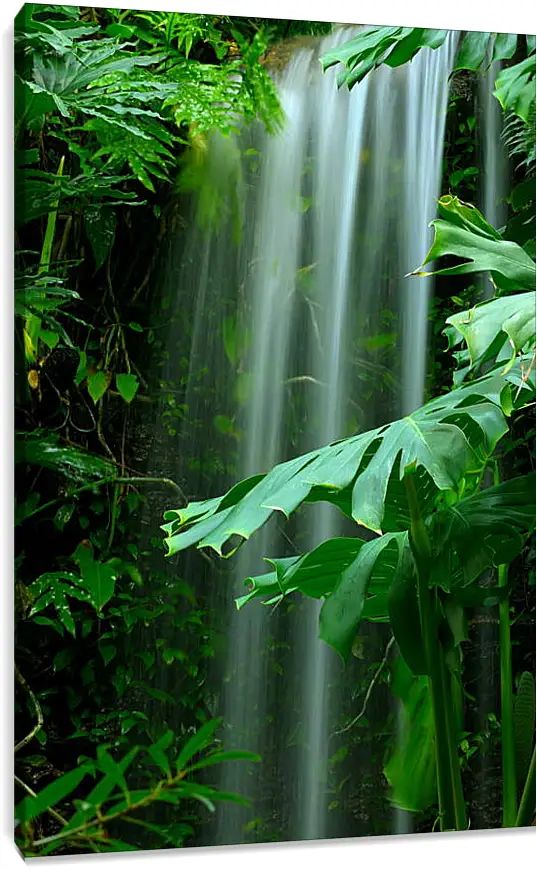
top-left (162, 197), bottom-right (536, 832)
top-left (15, 718), bottom-right (259, 855)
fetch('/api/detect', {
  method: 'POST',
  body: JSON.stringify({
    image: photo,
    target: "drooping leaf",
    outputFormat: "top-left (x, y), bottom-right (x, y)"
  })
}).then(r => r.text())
top-left (116, 373), bottom-right (139, 403)
top-left (453, 31), bottom-right (491, 72)
top-left (15, 766), bottom-right (91, 824)
top-left (491, 33), bottom-right (518, 63)
top-left (163, 365), bottom-right (519, 556)
top-left (73, 543), bottom-right (121, 611)
top-left (87, 370), bottom-right (111, 404)
top-left (494, 53), bottom-right (536, 123)
top-left (320, 534), bottom-right (406, 661)
top-left (15, 431), bottom-right (115, 481)
top-left (237, 534), bottom-right (407, 661)
top-left (430, 473), bottom-right (536, 592)
top-left (410, 196), bottom-right (536, 293)
top-left (387, 544), bottom-right (427, 675)
top-left (446, 291), bottom-right (536, 374)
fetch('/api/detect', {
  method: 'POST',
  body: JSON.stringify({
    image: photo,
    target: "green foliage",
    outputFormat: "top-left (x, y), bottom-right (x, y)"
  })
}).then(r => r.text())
top-left (383, 657), bottom-right (436, 812)
top-left (15, 722), bottom-right (259, 855)
top-left (162, 199), bottom-right (536, 827)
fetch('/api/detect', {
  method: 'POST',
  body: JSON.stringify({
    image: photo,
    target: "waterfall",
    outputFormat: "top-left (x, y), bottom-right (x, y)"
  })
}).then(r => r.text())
top-left (169, 27), bottom-right (457, 845)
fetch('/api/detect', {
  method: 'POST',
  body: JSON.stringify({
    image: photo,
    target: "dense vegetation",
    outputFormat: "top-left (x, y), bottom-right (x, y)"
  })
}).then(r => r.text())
top-left (14, 6), bottom-right (535, 854)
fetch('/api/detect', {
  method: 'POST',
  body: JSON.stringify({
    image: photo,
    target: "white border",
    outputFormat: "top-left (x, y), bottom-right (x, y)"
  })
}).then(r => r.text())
top-left (2, 1), bottom-right (536, 868)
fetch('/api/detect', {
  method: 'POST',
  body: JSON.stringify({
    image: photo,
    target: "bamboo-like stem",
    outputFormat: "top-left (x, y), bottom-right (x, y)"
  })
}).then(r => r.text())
top-left (404, 474), bottom-right (456, 830)
top-left (25, 157), bottom-right (65, 363)
top-left (494, 461), bottom-right (518, 828)
top-left (515, 748), bottom-right (536, 827)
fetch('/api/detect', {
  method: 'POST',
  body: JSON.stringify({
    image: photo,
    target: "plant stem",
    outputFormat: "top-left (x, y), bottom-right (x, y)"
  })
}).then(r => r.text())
top-left (22, 475), bottom-right (186, 522)
top-left (14, 665), bottom-right (43, 753)
top-left (515, 748), bottom-right (536, 827)
top-left (494, 461), bottom-right (518, 828)
top-left (404, 473), bottom-right (466, 831)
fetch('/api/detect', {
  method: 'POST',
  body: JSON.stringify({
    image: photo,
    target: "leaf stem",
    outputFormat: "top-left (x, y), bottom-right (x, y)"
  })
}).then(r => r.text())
top-left (515, 747), bottom-right (536, 827)
top-left (22, 476), bottom-right (187, 522)
top-left (493, 459), bottom-right (518, 827)
top-left (14, 665), bottom-right (43, 753)
top-left (404, 473), bottom-right (466, 831)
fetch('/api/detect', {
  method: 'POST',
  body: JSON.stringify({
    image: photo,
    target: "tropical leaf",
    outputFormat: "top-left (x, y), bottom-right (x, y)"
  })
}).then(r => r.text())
top-left (410, 196), bottom-right (536, 293)
top-left (445, 291), bottom-right (536, 375)
top-left (163, 366), bottom-right (515, 556)
top-left (430, 473), bottom-right (536, 593)
top-left (15, 431), bottom-right (116, 481)
top-left (116, 373), bottom-right (140, 403)
top-left (494, 53), bottom-right (536, 124)
top-left (15, 766), bottom-right (92, 825)
top-left (73, 543), bottom-right (122, 611)
top-left (28, 572), bottom-right (93, 636)
top-left (237, 534), bottom-right (406, 661)
top-left (320, 28), bottom-right (520, 91)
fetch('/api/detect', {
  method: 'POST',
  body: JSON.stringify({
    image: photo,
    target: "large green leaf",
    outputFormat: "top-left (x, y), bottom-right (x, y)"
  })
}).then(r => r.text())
top-left (446, 291), bottom-right (536, 375)
top-left (430, 473), bottom-right (536, 593)
top-left (453, 31), bottom-right (491, 72)
top-left (319, 534), bottom-right (405, 661)
top-left (163, 367), bottom-right (515, 556)
top-left (319, 28), bottom-right (520, 92)
top-left (237, 534), bottom-right (406, 662)
top-left (411, 196), bottom-right (536, 293)
top-left (15, 766), bottom-right (91, 825)
top-left (16, 431), bottom-right (116, 481)
top-left (494, 53), bottom-right (536, 123)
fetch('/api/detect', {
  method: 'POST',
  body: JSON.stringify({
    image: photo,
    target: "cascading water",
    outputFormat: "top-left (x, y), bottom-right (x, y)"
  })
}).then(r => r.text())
top-left (165, 26), bottom-right (458, 845)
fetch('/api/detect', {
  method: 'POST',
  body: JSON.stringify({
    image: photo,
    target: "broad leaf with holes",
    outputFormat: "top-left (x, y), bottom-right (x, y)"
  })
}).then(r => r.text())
top-left (430, 473), bottom-right (536, 593)
top-left (163, 365), bottom-right (521, 555)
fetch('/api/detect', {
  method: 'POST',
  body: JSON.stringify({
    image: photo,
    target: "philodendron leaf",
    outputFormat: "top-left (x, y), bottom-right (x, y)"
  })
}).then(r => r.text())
top-left (452, 31), bottom-right (491, 72)
top-left (446, 291), bottom-right (536, 375)
top-left (387, 544), bottom-right (427, 675)
top-left (494, 53), bottom-right (536, 123)
top-left (162, 365), bottom-right (520, 556)
top-left (430, 473), bottom-right (536, 592)
top-left (411, 197), bottom-right (536, 293)
top-left (237, 534), bottom-right (407, 661)
top-left (116, 373), bottom-right (139, 403)
top-left (320, 534), bottom-right (406, 661)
